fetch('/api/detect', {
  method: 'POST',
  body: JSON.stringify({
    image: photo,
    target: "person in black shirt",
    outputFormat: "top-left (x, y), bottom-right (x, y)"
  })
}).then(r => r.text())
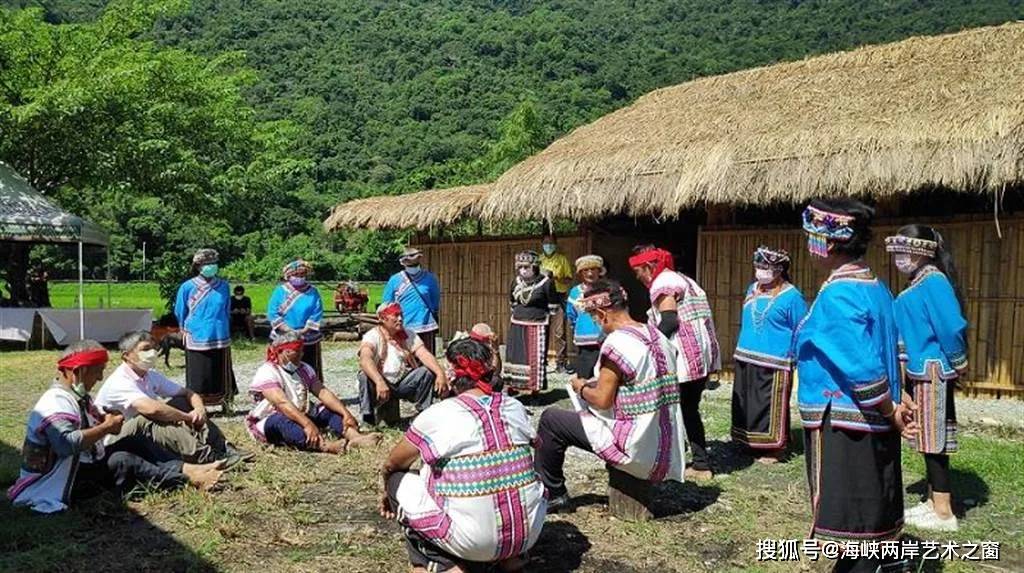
top-left (230, 286), bottom-right (255, 341)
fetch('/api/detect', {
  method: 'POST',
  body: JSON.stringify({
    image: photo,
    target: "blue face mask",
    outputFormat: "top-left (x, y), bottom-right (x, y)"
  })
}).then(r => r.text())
top-left (405, 265), bottom-right (422, 276)
top-left (542, 244), bottom-right (556, 256)
top-left (200, 264), bottom-right (218, 278)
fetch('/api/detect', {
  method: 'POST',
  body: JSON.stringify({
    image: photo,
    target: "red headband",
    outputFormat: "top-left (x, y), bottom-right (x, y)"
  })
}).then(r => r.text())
top-left (377, 303), bottom-right (402, 319)
top-left (57, 348), bottom-right (109, 370)
top-left (267, 340), bottom-right (304, 362)
top-left (628, 249), bottom-right (675, 279)
top-left (452, 355), bottom-right (494, 393)
top-left (469, 331), bottom-right (492, 344)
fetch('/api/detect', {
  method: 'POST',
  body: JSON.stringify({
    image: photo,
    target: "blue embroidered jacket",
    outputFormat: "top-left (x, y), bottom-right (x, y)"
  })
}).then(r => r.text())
top-left (894, 266), bottom-right (968, 380)
top-left (734, 282), bottom-right (807, 370)
top-left (382, 270), bottom-right (440, 333)
top-left (268, 283), bottom-right (324, 344)
top-left (174, 277), bottom-right (231, 351)
top-left (795, 264), bottom-right (901, 433)
top-left (566, 284), bottom-right (603, 347)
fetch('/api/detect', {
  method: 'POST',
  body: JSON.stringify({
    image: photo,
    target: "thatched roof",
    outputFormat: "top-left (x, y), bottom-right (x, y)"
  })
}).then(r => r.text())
top-left (323, 184), bottom-right (489, 231)
top-left (479, 23), bottom-right (1024, 221)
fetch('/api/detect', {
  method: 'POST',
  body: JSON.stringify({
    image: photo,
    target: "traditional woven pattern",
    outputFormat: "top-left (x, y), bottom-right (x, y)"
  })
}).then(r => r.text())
top-left (616, 374), bottom-right (680, 416)
top-left (884, 235), bottom-right (938, 257)
top-left (433, 446), bottom-right (537, 498)
top-left (753, 246), bottom-right (790, 269)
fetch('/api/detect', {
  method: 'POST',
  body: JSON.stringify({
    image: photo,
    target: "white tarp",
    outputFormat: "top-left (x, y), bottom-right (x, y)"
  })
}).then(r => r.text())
top-left (35, 309), bottom-right (152, 345)
top-left (0, 308), bottom-right (38, 342)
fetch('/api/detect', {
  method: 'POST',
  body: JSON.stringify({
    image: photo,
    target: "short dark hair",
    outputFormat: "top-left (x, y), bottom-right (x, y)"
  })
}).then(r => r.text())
top-left (445, 338), bottom-right (494, 395)
top-left (809, 198), bottom-right (874, 258)
top-left (234, 285), bottom-right (245, 293)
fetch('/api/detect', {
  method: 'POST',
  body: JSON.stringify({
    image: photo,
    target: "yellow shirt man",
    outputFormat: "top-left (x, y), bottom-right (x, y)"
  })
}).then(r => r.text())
top-left (539, 237), bottom-right (573, 295)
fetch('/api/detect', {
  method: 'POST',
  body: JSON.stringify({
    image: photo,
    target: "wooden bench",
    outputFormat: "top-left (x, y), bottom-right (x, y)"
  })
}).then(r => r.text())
top-left (607, 466), bottom-right (654, 521)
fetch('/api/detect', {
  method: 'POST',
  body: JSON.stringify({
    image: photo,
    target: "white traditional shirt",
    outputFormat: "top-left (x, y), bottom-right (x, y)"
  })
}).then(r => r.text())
top-left (8, 383), bottom-right (105, 513)
top-left (572, 324), bottom-right (688, 482)
top-left (648, 270), bottom-right (721, 382)
top-left (400, 392), bottom-right (546, 562)
top-left (245, 361), bottom-right (323, 442)
top-left (360, 326), bottom-right (423, 384)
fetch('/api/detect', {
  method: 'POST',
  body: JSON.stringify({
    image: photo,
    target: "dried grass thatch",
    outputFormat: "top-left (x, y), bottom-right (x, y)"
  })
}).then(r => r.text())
top-left (323, 184), bottom-right (489, 231)
top-left (481, 23), bottom-right (1024, 221)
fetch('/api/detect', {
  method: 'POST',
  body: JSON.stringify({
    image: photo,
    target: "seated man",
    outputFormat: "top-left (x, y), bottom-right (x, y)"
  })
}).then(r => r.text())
top-left (379, 338), bottom-right (546, 572)
top-left (9, 340), bottom-right (225, 514)
top-left (358, 303), bottom-right (450, 425)
top-left (534, 280), bottom-right (688, 512)
top-left (246, 332), bottom-right (380, 453)
top-left (230, 285), bottom-right (255, 340)
top-left (95, 331), bottom-right (251, 466)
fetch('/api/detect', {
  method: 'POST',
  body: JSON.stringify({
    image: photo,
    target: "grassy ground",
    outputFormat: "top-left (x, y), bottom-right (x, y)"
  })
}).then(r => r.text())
top-left (1, 344), bottom-right (1021, 573)
top-left (48, 281), bottom-right (385, 317)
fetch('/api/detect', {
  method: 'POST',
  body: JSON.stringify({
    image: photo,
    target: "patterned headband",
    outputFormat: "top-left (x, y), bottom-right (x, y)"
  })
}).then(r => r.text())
top-left (282, 259), bottom-right (312, 279)
top-left (884, 235), bottom-right (937, 257)
top-left (577, 287), bottom-right (627, 312)
top-left (192, 248), bottom-right (219, 265)
top-left (398, 249), bottom-right (423, 265)
top-left (515, 250), bottom-right (539, 266)
top-left (802, 205), bottom-right (857, 257)
top-left (753, 246), bottom-right (790, 268)
top-left (575, 255), bottom-right (606, 273)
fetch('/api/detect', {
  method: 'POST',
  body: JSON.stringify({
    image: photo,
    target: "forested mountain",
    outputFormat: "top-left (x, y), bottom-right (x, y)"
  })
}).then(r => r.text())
top-left (3, 0), bottom-right (1022, 288)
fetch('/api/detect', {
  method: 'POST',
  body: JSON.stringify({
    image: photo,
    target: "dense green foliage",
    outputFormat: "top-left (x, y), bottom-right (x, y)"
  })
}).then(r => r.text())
top-left (2, 0), bottom-right (1022, 305)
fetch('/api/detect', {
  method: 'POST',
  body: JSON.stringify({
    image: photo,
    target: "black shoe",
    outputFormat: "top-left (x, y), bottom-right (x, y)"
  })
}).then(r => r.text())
top-left (218, 452), bottom-right (245, 471)
top-left (225, 444), bottom-right (256, 463)
top-left (547, 493), bottom-right (574, 514)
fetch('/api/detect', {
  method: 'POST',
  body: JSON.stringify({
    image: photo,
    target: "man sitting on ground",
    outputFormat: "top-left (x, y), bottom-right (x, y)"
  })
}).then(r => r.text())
top-left (95, 331), bottom-right (252, 467)
top-left (358, 303), bottom-right (450, 425)
top-left (246, 332), bottom-right (381, 453)
top-left (9, 340), bottom-right (224, 514)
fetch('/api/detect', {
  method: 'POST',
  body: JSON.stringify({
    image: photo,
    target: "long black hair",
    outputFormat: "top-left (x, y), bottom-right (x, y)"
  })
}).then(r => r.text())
top-left (896, 224), bottom-right (964, 306)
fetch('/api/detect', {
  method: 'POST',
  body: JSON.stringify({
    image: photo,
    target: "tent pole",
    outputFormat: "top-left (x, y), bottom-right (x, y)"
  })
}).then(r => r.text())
top-left (106, 246), bottom-right (112, 308)
top-left (78, 241), bottom-right (85, 340)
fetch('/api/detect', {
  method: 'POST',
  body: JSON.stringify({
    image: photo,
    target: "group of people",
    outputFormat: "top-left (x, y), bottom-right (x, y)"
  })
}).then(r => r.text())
top-left (10, 197), bottom-right (969, 573)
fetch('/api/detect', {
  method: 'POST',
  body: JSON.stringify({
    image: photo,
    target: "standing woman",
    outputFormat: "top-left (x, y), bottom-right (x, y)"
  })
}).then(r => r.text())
top-left (795, 199), bottom-right (913, 573)
top-left (565, 255), bottom-right (605, 377)
top-left (268, 259), bottom-right (325, 381)
top-left (629, 245), bottom-right (720, 480)
top-left (175, 249), bottom-right (235, 407)
top-left (503, 251), bottom-right (558, 395)
top-left (886, 225), bottom-right (967, 532)
top-left (731, 247), bottom-right (806, 463)
top-left (382, 248), bottom-right (441, 356)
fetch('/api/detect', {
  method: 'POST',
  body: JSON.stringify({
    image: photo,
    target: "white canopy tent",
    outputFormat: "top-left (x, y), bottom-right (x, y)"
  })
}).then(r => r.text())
top-left (0, 161), bottom-right (110, 340)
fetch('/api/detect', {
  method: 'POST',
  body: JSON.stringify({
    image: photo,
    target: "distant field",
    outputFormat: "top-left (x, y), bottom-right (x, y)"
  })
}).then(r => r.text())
top-left (49, 281), bottom-right (384, 318)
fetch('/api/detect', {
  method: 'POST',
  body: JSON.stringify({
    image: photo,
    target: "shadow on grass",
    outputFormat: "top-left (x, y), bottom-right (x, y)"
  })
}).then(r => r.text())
top-left (529, 519), bottom-right (592, 572)
top-left (517, 388), bottom-right (570, 407)
top-left (567, 479), bottom-right (721, 519)
top-left (0, 440), bottom-right (216, 572)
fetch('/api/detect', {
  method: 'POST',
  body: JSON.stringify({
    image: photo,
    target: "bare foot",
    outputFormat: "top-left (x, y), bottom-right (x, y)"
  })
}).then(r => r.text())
top-left (344, 428), bottom-right (383, 449)
top-left (320, 439), bottom-right (348, 455)
top-left (684, 468), bottom-right (714, 481)
top-left (182, 463), bottom-right (224, 490)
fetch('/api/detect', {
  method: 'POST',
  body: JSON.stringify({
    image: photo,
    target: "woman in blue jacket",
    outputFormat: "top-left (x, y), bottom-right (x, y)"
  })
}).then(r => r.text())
top-left (886, 225), bottom-right (968, 532)
top-left (795, 199), bottom-right (915, 573)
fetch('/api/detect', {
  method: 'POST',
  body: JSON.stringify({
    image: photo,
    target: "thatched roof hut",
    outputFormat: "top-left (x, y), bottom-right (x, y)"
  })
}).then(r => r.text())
top-left (478, 22), bottom-right (1024, 222)
top-left (323, 184), bottom-right (489, 231)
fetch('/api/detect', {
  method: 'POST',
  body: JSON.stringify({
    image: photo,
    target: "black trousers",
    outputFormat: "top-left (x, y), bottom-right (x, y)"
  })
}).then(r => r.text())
top-left (925, 453), bottom-right (951, 493)
top-left (575, 345), bottom-right (601, 379)
top-left (72, 435), bottom-right (188, 502)
top-left (534, 408), bottom-right (593, 498)
top-left (679, 378), bottom-right (710, 471)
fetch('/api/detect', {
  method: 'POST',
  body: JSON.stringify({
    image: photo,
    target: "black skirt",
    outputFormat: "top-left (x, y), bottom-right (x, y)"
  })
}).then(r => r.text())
top-left (575, 345), bottom-right (601, 379)
top-left (504, 319), bottom-right (548, 392)
top-left (730, 360), bottom-right (791, 450)
top-left (804, 407), bottom-right (903, 542)
top-left (185, 347), bottom-right (236, 406)
top-left (301, 341), bottom-right (324, 382)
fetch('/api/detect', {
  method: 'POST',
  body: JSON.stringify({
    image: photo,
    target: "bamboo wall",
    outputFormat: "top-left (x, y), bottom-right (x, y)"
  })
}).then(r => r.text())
top-left (698, 217), bottom-right (1024, 398)
top-left (414, 235), bottom-right (590, 344)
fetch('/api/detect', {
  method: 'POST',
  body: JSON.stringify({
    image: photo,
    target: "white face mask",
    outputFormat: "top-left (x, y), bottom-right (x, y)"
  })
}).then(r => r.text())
top-left (755, 268), bottom-right (776, 285)
top-left (518, 267), bottom-right (535, 280)
top-left (135, 349), bottom-right (159, 370)
top-left (404, 265), bottom-right (422, 276)
top-left (894, 254), bottom-right (918, 275)
top-left (71, 380), bottom-right (87, 397)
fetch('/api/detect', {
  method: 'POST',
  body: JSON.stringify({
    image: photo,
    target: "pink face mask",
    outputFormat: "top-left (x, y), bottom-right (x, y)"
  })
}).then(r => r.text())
top-left (288, 277), bottom-right (308, 288)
